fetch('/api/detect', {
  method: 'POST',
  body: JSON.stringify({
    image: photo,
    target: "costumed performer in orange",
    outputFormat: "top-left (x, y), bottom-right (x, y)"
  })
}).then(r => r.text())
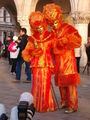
top-left (43, 4), bottom-right (82, 113)
top-left (22, 11), bottom-right (56, 112)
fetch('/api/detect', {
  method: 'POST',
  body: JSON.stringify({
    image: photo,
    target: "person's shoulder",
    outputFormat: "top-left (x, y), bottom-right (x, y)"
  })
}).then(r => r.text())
top-left (61, 22), bottom-right (77, 33)
top-left (25, 34), bottom-right (29, 38)
top-left (28, 36), bottom-right (34, 42)
top-left (23, 34), bottom-right (28, 39)
top-left (61, 22), bottom-right (74, 29)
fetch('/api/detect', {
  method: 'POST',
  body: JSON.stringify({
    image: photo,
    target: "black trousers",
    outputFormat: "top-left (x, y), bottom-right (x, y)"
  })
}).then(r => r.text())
top-left (11, 59), bottom-right (17, 73)
top-left (8, 51), bottom-right (12, 65)
top-left (76, 57), bottom-right (80, 73)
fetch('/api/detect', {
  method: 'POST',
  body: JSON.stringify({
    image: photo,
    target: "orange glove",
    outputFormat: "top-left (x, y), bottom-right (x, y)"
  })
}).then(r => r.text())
top-left (31, 48), bottom-right (43, 57)
top-left (57, 37), bottom-right (68, 49)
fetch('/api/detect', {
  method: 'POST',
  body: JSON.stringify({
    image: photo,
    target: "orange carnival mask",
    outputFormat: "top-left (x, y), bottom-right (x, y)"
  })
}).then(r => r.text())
top-left (43, 4), bottom-right (63, 29)
top-left (29, 11), bottom-right (47, 33)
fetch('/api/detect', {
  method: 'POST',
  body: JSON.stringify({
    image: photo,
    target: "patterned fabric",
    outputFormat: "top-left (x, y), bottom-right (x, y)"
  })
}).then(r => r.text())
top-left (59, 85), bottom-right (78, 110)
top-left (22, 31), bottom-right (54, 70)
top-left (55, 51), bottom-right (80, 86)
top-left (22, 33), bottom-right (56, 112)
top-left (53, 23), bottom-right (81, 86)
top-left (52, 23), bottom-right (82, 54)
top-left (31, 68), bottom-right (56, 112)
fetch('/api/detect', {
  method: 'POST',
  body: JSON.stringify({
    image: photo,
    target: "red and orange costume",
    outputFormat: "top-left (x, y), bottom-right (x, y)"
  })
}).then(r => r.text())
top-left (22, 12), bottom-right (56, 112)
top-left (43, 4), bottom-right (82, 112)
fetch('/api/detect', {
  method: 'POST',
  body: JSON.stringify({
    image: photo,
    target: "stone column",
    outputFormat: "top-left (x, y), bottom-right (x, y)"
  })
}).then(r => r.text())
top-left (17, 0), bottom-right (38, 35)
top-left (70, 0), bottom-right (90, 67)
top-left (17, 15), bottom-right (30, 35)
top-left (75, 23), bottom-right (88, 67)
top-left (72, 13), bottom-right (90, 67)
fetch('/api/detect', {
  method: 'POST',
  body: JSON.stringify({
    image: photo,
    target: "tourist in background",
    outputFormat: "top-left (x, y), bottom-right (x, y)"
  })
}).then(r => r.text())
top-left (15, 28), bottom-right (31, 82)
top-left (75, 48), bottom-right (81, 73)
top-left (5, 36), bottom-right (12, 65)
top-left (8, 36), bottom-right (20, 75)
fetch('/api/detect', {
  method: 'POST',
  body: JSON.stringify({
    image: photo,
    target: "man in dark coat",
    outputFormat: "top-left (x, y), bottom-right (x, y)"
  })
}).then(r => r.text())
top-left (15, 28), bottom-right (31, 82)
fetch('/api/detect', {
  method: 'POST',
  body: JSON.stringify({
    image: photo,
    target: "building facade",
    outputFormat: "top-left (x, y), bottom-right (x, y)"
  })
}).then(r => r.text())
top-left (0, 0), bottom-right (90, 66)
top-left (0, 7), bottom-right (18, 44)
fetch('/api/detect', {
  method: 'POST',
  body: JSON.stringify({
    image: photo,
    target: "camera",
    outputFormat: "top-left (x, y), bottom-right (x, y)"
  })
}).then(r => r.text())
top-left (18, 102), bottom-right (35, 120)
top-left (18, 92), bottom-right (35, 120)
top-left (10, 92), bottom-right (35, 120)
top-left (0, 114), bottom-right (8, 120)
top-left (27, 103), bottom-right (35, 120)
top-left (0, 104), bottom-right (8, 120)
top-left (18, 101), bottom-right (28, 120)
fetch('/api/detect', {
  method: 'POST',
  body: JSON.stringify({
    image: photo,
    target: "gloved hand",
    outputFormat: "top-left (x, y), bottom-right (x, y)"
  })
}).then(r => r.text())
top-left (57, 37), bottom-right (68, 49)
top-left (31, 48), bottom-right (43, 57)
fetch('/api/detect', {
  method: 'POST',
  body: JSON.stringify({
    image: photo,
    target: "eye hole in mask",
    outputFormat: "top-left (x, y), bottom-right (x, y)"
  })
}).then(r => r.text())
top-left (54, 20), bottom-right (59, 29)
top-left (37, 25), bottom-right (43, 33)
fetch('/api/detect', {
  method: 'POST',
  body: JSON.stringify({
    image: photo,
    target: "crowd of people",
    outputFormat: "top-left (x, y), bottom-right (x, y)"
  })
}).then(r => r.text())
top-left (0, 28), bottom-right (31, 83)
top-left (0, 3), bottom-right (82, 116)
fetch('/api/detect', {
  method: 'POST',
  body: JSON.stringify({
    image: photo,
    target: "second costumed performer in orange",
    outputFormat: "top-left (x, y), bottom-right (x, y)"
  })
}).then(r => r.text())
top-left (43, 4), bottom-right (82, 113)
top-left (22, 11), bottom-right (56, 112)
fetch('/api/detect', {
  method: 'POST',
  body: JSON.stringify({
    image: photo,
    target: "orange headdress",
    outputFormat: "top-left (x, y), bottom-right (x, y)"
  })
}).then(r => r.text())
top-left (43, 4), bottom-right (63, 25)
top-left (29, 11), bottom-right (47, 31)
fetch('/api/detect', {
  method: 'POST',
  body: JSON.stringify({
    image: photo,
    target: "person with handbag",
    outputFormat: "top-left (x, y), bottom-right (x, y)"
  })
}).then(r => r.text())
top-left (8, 36), bottom-right (20, 75)
top-left (15, 28), bottom-right (31, 83)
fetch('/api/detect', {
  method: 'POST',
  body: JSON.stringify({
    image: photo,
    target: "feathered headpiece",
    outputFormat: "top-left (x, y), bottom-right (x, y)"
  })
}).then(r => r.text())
top-left (43, 4), bottom-right (63, 25)
top-left (29, 11), bottom-right (47, 30)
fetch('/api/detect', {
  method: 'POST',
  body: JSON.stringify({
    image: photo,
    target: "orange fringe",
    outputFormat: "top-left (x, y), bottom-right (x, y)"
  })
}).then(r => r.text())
top-left (55, 73), bottom-right (81, 87)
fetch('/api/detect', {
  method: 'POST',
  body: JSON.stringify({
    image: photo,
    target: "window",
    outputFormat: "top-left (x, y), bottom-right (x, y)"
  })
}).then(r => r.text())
top-left (3, 10), bottom-right (6, 22)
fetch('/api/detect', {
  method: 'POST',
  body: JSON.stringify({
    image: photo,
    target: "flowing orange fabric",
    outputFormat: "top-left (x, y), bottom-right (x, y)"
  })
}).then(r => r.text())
top-left (53, 23), bottom-right (82, 54)
top-left (52, 23), bottom-right (81, 87)
top-left (55, 51), bottom-right (81, 86)
top-left (59, 85), bottom-right (78, 110)
top-left (31, 68), bottom-right (56, 112)
top-left (23, 32), bottom-right (54, 69)
top-left (22, 31), bottom-right (56, 112)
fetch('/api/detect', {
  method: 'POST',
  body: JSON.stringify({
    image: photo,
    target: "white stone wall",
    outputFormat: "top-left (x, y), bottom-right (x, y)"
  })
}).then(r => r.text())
top-left (0, 7), bottom-right (17, 43)
top-left (70, 0), bottom-right (90, 67)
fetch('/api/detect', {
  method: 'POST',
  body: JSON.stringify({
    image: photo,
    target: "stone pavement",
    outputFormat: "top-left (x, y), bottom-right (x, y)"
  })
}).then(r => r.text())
top-left (0, 58), bottom-right (90, 120)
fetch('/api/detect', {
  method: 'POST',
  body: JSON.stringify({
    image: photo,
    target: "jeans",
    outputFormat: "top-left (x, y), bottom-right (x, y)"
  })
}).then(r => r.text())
top-left (16, 57), bottom-right (31, 80)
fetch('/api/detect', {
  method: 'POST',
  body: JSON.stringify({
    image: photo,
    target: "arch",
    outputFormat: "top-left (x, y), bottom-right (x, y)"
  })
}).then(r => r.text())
top-left (0, 0), bottom-right (20, 44)
top-left (0, 0), bottom-right (20, 30)
top-left (0, 0), bottom-right (17, 16)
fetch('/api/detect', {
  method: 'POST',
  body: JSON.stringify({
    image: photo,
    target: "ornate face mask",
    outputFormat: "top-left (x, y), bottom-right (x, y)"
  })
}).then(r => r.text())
top-left (37, 25), bottom-right (43, 33)
top-left (53, 19), bottom-right (62, 30)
